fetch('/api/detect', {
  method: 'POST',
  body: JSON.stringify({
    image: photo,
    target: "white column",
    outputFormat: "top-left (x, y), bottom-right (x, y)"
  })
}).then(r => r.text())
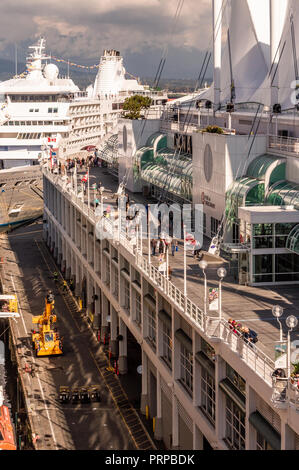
top-left (172, 395), bottom-right (179, 449)
top-left (245, 384), bottom-right (256, 450)
top-left (155, 372), bottom-right (163, 441)
top-left (118, 317), bottom-right (128, 374)
top-left (215, 355), bottom-right (226, 442)
top-left (141, 350), bottom-right (148, 414)
top-left (110, 307), bottom-right (118, 356)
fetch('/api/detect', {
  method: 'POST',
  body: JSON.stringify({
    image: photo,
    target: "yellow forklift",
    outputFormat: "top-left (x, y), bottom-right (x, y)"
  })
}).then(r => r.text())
top-left (32, 292), bottom-right (63, 357)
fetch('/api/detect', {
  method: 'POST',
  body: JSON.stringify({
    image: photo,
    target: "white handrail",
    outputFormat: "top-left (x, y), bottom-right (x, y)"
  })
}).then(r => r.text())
top-left (44, 166), bottom-right (276, 386)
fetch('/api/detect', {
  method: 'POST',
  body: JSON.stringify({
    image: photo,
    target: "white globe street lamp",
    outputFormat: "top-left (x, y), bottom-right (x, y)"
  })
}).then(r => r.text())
top-left (286, 315), bottom-right (298, 377)
top-left (217, 267), bottom-right (227, 321)
top-left (199, 260), bottom-right (209, 316)
top-left (272, 305), bottom-right (284, 342)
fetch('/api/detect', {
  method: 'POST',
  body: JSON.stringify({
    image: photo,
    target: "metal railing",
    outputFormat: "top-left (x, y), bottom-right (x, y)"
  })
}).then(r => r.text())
top-left (268, 134), bottom-right (299, 156)
top-left (45, 167), bottom-right (277, 387)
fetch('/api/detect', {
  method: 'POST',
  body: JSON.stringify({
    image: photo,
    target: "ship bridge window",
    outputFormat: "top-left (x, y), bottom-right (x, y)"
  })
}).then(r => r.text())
top-left (15, 121), bottom-right (20, 126)
top-left (35, 109), bottom-right (39, 112)
top-left (53, 108), bottom-right (58, 113)
top-left (29, 109), bottom-right (34, 113)
top-left (48, 108), bottom-right (53, 113)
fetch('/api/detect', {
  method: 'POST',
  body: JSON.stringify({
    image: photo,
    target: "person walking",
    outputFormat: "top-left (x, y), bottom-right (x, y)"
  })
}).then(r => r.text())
top-left (171, 239), bottom-right (177, 257)
top-left (151, 239), bottom-right (157, 256)
top-left (63, 280), bottom-right (68, 292)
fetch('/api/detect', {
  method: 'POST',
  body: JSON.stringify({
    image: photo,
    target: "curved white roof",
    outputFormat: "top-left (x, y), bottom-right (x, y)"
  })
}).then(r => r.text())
top-left (0, 76), bottom-right (79, 94)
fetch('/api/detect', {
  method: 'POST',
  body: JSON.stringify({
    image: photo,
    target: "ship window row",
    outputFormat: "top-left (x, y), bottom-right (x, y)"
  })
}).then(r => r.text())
top-left (69, 106), bottom-right (100, 115)
top-left (4, 121), bottom-right (68, 127)
top-left (9, 94), bottom-right (64, 102)
top-left (17, 133), bottom-right (42, 139)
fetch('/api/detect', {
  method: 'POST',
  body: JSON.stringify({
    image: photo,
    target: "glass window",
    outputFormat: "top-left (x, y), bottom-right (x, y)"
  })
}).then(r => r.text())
top-left (275, 253), bottom-right (299, 282)
top-left (253, 254), bottom-right (273, 283)
top-left (211, 217), bottom-right (221, 238)
top-left (256, 431), bottom-right (273, 451)
top-left (124, 279), bottom-right (130, 311)
top-left (147, 306), bottom-right (156, 348)
top-left (113, 266), bottom-right (119, 300)
top-left (201, 339), bottom-right (216, 362)
top-left (104, 256), bottom-right (110, 284)
top-left (201, 367), bottom-right (215, 425)
top-left (253, 224), bottom-right (273, 236)
top-left (135, 292), bottom-right (141, 325)
top-left (226, 364), bottom-right (246, 395)
top-left (162, 323), bottom-right (172, 368)
top-left (48, 108), bottom-right (53, 113)
top-left (180, 345), bottom-right (193, 394)
top-left (225, 397), bottom-right (246, 450)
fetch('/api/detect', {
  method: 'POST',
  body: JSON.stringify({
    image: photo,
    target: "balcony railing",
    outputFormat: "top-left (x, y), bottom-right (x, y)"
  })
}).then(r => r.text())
top-left (45, 167), bottom-right (276, 388)
top-left (268, 134), bottom-right (299, 156)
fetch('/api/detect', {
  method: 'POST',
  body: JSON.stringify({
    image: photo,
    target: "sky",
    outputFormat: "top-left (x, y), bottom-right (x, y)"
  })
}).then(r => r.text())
top-left (0, 0), bottom-right (212, 79)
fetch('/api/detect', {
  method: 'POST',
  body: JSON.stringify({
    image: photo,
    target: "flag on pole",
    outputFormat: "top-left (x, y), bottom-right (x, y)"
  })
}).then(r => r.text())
top-left (81, 173), bottom-right (88, 183)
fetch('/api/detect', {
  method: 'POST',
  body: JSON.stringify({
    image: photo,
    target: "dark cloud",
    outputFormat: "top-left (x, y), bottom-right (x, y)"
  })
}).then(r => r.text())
top-left (0, 0), bottom-right (212, 78)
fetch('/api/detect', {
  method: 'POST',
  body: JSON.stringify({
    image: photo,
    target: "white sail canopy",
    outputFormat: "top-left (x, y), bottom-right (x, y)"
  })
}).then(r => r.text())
top-left (200, 0), bottom-right (299, 110)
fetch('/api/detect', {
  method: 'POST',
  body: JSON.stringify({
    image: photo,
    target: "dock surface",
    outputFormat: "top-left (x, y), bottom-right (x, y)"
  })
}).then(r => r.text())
top-left (0, 222), bottom-right (155, 450)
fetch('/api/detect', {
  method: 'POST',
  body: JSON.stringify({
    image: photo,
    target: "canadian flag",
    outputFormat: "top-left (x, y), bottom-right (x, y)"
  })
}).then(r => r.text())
top-left (81, 173), bottom-right (88, 183)
top-left (48, 137), bottom-right (56, 143)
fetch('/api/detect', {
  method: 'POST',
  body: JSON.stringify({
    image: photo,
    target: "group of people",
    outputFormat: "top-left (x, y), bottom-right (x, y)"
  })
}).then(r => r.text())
top-left (150, 238), bottom-right (178, 257)
top-left (228, 318), bottom-right (259, 345)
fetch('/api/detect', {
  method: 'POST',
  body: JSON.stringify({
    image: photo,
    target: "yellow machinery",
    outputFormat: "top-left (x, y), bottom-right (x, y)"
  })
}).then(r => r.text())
top-left (32, 292), bottom-right (63, 357)
top-left (0, 294), bottom-right (19, 319)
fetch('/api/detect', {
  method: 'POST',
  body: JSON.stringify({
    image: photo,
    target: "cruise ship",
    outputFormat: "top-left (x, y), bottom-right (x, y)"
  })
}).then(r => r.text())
top-left (0, 39), bottom-right (168, 230)
top-left (43, 0), bottom-right (299, 450)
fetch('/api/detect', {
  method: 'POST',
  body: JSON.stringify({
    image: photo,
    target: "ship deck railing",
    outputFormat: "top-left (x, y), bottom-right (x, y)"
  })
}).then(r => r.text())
top-left (268, 134), bottom-right (299, 157)
top-left (45, 166), bottom-right (278, 390)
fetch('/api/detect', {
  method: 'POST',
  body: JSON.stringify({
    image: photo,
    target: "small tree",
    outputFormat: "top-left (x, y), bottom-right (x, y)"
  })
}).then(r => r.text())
top-left (122, 95), bottom-right (152, 120)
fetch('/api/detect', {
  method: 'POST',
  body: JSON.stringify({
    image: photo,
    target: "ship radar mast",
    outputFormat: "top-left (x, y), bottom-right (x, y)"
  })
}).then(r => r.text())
top-left (26, 37), bottom-right (51, 79)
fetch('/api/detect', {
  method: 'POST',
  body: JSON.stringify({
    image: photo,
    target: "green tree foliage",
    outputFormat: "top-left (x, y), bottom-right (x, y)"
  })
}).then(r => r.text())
top-left (122, 95), bottom-right (152, 120)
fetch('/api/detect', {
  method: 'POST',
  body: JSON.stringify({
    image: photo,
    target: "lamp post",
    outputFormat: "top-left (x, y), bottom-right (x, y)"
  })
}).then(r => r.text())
top-left (148, 205), bottom-right (151, 265)
top-left (217, 267), bottom-right (227, 321)
top-left (165, 235), bottom-right (172, 280)
top-left (199, 260), bottom-right (208, 316)
top-left (183, 225), bottom-right (187, 297)
top-left (272, 305), bottom-right (284, 342)
top-left (286, 315), bottom-right (298, 378)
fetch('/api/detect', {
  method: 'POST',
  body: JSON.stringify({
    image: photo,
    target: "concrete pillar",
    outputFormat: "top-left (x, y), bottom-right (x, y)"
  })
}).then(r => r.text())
top-left (75, 257), bottom-right (81, 296)
top-left (93, 286), bottom-right (101, 330)
top-left (101, 295), bottom-right (109, 339)
top-left (281, 423), bottom-right (295, 450)
top-left (154, 372), bottom-right (163, 441)
top-left (140, 350), bottom-right (149, 414)
top-left (118, 317), bottom-right (128, 375)
top-left (172, 394), bottom-right (179, 449)
top-left (215, 355), bottom-right (226, 442)
top-left (193, 423), bottom-right (204, 450)
top-left (110, 307), bottom-right (118, 356)
top-left (246, 385), bottom-right (256, 450)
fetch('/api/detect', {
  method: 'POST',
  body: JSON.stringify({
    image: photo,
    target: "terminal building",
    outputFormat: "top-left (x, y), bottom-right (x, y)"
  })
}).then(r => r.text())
top-left (43, 0), bottom-right (299, 450)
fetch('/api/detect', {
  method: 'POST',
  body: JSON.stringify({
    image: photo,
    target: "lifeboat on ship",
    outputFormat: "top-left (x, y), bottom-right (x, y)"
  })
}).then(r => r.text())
top-left (0, 386), bottom-right (16, 450)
